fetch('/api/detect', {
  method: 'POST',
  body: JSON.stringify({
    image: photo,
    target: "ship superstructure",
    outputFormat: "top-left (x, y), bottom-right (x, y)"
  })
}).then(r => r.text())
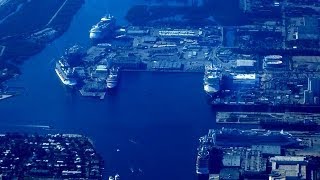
top-left (90, 14), bottom-right (116, 40)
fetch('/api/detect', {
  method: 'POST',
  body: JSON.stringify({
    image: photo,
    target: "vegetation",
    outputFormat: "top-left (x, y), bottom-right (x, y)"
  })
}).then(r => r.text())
top-left (0, 0), bottom-right (84, 83)
top-left (0, 0), bottom-right (63, 37)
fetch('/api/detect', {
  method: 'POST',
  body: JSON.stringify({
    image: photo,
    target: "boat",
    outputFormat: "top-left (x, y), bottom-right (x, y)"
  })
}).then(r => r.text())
top-left (196, 131), bottom-right (215, 175)
top-left (212, 128), bottom-right (299, 147)
top-left (106, 67), bottom-right (119, 89)
top-left (115, 174), bottom-right (120, 180)
top-left (203, 64), bottom-right (221, 96)
top-left (90, 14), bottom-right (116, 40)
top-left (108, 176), bottom-right (115, 180)
top-left (0, 94), bottom-right (13, 100)
top-left (196, 146), bottom-right (210, 175)
top-left (55, 59), bottom-right (77, 86)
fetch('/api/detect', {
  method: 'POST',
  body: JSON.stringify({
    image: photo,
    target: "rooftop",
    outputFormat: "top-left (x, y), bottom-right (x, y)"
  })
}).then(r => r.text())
top-left (270, 156), bottom-right (307, 162)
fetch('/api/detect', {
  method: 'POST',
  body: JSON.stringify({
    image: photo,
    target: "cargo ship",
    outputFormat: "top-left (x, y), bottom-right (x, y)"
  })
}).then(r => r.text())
top-left (106, 67), bottom-right (119, 89)
top-left (90, 14), bottom-right (116, 40)
top-left (55, 59), bottom-right (77, 86)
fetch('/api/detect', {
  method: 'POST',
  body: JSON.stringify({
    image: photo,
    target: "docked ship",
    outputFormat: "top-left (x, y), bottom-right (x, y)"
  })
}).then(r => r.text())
top-left (106, 67), bottom-right (119, 89)
top-left (196, 146), bottom-right (210, 175)
top-left (55, 45), bottom-right (85, 86)
top-left (196, 130), bottom-right (215, 177)
top-left (55, 59), bottom-right (77, 86)
top-left (90, 14), bottom-right (116, 40)
top-left (203, 64), bottom-right (221, 96)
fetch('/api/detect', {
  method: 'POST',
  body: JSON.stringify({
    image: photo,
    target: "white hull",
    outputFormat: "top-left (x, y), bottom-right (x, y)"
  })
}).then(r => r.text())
top-left (89, 31), bottom-right (101, 39)
top-left (55, 68), bottom-right (77, 86)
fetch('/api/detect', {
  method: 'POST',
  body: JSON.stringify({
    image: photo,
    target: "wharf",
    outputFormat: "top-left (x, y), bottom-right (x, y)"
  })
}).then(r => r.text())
top-left (210, 103), bottom-right (320, 113)
top-left (79, 89), bottom-right (106, 99)
top-left (217, 112), bottom-right (320, 123)
top-left (216, 111), bottom-right (320, 131)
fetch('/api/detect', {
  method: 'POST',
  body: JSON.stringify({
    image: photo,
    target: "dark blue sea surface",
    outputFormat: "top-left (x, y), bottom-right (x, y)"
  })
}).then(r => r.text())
top-left (0, 0), bottom-right (216, 179)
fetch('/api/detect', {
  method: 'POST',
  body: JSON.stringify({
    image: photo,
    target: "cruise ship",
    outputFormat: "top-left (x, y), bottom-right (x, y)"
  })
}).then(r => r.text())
top-left (203, 64), bottom-right (221, 96)
top-left (106, 67), bottom-right (119, 89)
top-left (55, 59), bottom-right (77, 86)
top-left (196, 130), bottom-right (215, 176)
top-left (90, 14), bottom-right (116, 40)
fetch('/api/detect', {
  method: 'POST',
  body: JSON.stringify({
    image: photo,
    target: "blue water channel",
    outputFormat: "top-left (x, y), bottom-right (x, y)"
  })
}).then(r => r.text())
top-left (0, 0), bottom-right (217, 179)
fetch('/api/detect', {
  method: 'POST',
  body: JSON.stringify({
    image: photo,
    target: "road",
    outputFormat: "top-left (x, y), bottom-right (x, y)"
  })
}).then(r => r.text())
top-left (46, 0), bottom-right (69, 26)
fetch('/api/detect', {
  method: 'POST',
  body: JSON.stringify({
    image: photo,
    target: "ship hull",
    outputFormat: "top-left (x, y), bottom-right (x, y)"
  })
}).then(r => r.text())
top-left (55, 68), bottom-right (77, 86)
top-left (89, 31), bottom-right (101, 39)
top-left (204, 84), bottom-right (218, 96)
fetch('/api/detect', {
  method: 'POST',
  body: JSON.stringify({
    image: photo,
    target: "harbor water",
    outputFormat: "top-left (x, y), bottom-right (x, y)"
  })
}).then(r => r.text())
top-left (0, 0), bottom-right (216, 179)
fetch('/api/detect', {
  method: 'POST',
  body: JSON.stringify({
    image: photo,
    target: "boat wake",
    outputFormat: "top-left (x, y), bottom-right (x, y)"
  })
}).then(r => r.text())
top-left (0, 124), bottom-right (53, 129)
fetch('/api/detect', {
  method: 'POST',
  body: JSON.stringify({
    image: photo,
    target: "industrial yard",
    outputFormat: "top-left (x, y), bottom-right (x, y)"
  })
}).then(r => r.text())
top-left (196, 0), bottom-right (320, 179)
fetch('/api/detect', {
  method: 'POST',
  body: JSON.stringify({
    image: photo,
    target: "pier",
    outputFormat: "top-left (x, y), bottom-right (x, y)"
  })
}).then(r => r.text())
top-left (79, 89), bottom-right (106, 99)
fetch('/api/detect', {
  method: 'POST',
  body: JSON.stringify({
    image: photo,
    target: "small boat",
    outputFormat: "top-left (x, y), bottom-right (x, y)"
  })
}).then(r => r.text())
top-left (0, 94), bottom-right (13, 100)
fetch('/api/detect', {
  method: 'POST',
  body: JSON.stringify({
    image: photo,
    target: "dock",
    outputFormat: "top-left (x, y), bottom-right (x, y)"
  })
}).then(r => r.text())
top-left (216, 112), bottom-right (320, 131)
top-left (79, 89), bottom-right (106, 99)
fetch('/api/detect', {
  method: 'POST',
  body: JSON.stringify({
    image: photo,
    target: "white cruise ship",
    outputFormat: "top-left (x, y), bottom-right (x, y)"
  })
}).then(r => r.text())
top-left (90, 14), bottom-right (116, 40)
top-left (203, 64), bottom-right (221, 96)
top-left (106, 67), bottom-right (119, 89)
top-left (55, 59), bottom-right (77, 86)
